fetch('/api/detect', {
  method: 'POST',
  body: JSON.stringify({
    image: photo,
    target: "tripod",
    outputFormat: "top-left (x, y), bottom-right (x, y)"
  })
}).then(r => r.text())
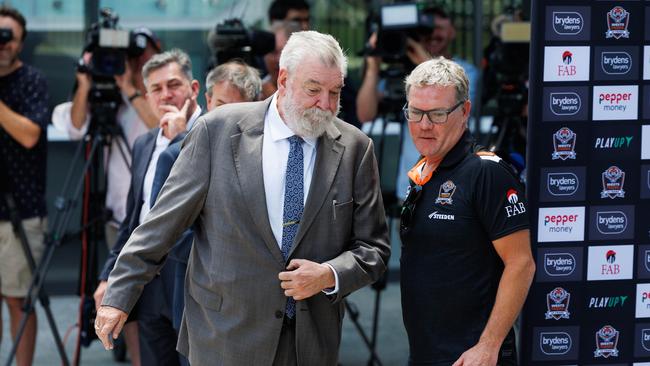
top-left (1, 161), bottom-right (69, 366)
top-left (483, 91), bottom-right (528, 178)
top-left (4, 106), bottom-right (130, 366)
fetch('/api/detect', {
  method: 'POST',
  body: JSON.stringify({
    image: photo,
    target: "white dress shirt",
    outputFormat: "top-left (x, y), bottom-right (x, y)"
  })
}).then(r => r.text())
top-left (262, 94), bottom-right (338, 293)
top-left (139, 106), bottom-right (202, 225)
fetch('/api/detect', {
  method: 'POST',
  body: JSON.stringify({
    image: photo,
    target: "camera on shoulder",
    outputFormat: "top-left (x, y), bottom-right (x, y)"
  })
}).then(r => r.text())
top-left (208, 18), bottom-right (275, 68)
top-left (373, 2), bottom-right (434, 62)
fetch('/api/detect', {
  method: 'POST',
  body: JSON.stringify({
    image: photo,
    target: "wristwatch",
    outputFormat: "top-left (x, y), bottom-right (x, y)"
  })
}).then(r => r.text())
top-left (128, 90), bottom-right (142, 102)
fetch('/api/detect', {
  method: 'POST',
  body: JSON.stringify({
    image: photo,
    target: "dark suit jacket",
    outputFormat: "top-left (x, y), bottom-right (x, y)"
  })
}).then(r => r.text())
top-left (103, 98), bottom-right (391, 366)
top-left (150, 138), bottom-right (193, 264)
top-left (100, 129), bottom-right (186, 280)
top-left (150, 137), bottom-right (194, 330)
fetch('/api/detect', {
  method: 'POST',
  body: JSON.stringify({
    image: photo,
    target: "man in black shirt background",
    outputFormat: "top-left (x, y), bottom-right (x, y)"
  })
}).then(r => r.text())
top-left (0, 6), bottom-right (49, 366)
top-left (399, 57), bottom-right (535, 366)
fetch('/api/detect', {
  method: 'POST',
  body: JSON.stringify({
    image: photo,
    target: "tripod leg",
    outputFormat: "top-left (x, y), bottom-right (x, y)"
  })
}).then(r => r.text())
top-left (343, 300), bottom-right (384, 366)
top-left (367, 290), bottom-right (382, 366)
top-left (38, 289), bottom-right (70, 365)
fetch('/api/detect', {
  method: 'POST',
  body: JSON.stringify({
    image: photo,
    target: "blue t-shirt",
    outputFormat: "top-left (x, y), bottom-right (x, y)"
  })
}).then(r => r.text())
top-left (0, 64), bottom-right (49, 220)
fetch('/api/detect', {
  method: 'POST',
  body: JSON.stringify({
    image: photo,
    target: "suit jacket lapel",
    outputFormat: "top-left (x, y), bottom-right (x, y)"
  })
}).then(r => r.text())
top-left (133, 129), bottom-right (158, 207)
top-left (290, 122), bottom-right (343, 257)
top-left (231, 100), bottom-right (285, 265)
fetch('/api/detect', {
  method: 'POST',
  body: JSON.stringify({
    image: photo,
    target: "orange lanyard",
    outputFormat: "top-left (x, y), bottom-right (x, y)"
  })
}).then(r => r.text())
top-left (407, 158), bottom-right (434, 186)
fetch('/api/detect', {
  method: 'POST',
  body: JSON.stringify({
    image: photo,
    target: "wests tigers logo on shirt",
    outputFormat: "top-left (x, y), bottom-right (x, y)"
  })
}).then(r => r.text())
top-left (505, 189), bottom-right (526, 218)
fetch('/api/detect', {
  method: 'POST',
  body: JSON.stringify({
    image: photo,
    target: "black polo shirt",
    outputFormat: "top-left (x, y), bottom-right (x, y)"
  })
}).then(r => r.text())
top-left (0, 64), bottom-right (49, 220)
top-left (400, 131), bottom-right (529, 365)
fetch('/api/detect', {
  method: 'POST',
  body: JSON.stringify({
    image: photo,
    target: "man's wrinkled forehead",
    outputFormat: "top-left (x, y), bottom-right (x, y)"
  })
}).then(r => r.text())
top-left (304, 77), bottom-right (343, 91)
top-left (290, 56), bottom-right (343, 82)
top-left (146, 62), bottom-right (188, 87)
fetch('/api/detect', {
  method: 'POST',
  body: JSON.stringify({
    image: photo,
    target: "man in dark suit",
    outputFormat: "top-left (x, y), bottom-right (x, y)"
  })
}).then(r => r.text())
top-left (93, 48), bottom-right (201, 366)
top-left (149, 60), bottom-right (262, 333)
top-left (95, 31), bottom-right (390, 366)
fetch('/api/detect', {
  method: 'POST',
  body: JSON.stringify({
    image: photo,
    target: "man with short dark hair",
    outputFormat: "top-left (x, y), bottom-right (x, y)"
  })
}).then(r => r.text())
top-left (0, 6), bottom-right (49, 366)
top-left (261, 20), bottom-right (302, 99)
top-left (142, 60), bottom-right (261, 348)
top-left (268, 0), bottom-right (310, 30)
top-left (93, 48), bottom-right (201, 366)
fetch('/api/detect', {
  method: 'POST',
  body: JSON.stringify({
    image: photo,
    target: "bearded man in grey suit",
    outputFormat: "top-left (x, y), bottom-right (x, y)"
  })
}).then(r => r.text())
top-left (94, 30), bottom-right (390, 366)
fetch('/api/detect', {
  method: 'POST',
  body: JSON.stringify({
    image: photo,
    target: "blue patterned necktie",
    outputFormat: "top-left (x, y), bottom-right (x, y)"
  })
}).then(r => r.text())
top-left (281, 135), bottom-right (304, 319)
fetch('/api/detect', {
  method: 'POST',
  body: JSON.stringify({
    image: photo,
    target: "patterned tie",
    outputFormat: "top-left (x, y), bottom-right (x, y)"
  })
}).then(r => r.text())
top-left (281, 135), bottom-right (304, 318)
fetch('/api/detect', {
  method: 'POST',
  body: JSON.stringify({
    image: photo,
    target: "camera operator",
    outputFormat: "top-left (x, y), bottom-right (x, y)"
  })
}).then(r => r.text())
top-left (261, 20), bottom-right (301, 99)
top-left (125, 61), bottom-right (261, 364)
top-left (357, 6), bottom-right (479, 201)
top-left (94, 48), bottom-right (201, 366)
top-left (268, 0), bottom-right (310, 31)
top-left (0, 6), bottom-right (49, 366)
top-left (482, 7), bottom-right (529, 174)
top-left (52, 27), bottom-right (161, 250)
top-left (51, 26), bottom-right (162, 366)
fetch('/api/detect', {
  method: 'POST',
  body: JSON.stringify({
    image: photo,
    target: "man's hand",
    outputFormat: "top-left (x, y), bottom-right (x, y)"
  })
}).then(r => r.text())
top-left (114, 61), bottom-right (136, 96)
top-left (278, 259), bottom-right (335, 300)
top-left (405, 37), bottom-right (432, 65)
top-left (93, 281), bottom-right (108, 312)
top-left (451, 339), bottom-right (499, 366)
top-left (363, 32), bottom-right (383, 73)
top-left (160, 99), bottom-right (190, 140)
top-left (75, 70), bottom-right (92, 91)
top-left (75, 52), bottom-right (92, 91)
top-left (94, 305), bottom-right (128, 350)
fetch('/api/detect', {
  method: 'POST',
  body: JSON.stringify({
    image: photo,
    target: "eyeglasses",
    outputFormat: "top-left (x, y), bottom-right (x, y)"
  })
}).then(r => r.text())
top-left (402, 100), bottom-right (465, 124)
top-left (400, 184), bottom-right (423, 235)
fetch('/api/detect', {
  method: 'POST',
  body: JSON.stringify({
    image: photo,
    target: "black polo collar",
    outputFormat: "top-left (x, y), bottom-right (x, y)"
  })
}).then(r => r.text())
top-left (438, 130), bottom-right (474, 169)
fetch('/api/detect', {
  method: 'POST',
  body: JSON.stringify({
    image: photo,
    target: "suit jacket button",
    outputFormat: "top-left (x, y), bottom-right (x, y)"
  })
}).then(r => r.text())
top-left (275, 310), bottom-right (283, 319)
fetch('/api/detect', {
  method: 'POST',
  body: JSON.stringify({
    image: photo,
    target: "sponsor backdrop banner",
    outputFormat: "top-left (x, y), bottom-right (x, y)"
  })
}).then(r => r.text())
top-left (523, 0), bottom-right (650, 364)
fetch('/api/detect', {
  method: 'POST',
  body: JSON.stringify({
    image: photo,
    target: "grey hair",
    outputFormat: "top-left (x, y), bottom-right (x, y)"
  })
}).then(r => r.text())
top-left (279, 30), bottom-right (347, 77)
top-left (404, 56), bottom-right (469, 103)
top-left (205, 61), bottom-right (262, 101)
top-left (142, 48), bottom-right (193, 87)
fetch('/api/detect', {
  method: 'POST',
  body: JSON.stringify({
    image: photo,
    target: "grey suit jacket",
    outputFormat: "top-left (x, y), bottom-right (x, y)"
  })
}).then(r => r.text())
top-left (103, 98), bottom-right (390, 366)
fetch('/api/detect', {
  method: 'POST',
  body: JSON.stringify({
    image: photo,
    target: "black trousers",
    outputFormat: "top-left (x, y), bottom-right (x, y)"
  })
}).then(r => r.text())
top-left (272, 317), bottom-right (297, 366)
top-left (138, 262), bottom-right (189, 366)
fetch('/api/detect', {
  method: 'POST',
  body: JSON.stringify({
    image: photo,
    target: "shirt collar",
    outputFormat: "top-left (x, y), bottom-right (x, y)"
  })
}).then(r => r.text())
top-left (155, 129), bottom-right (170, 146)
top-left (438, 129), bottom-right (473, 169)
top-left (267, 93), bottom-right (317, 148)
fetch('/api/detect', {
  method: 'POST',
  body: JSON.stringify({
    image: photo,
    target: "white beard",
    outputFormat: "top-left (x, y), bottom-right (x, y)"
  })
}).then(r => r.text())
top-left (280, 86), bottom-right (339, 139)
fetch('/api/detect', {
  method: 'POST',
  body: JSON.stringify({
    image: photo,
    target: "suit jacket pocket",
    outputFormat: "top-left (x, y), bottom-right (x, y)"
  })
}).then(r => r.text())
top-left (332, 198), bottom-right (353, 222)
top-left (188, 281), bottom-right (223, 312)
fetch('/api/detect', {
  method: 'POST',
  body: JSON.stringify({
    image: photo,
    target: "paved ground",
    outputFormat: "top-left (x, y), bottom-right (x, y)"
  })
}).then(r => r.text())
top-left (1, 220), bottom-right (409, 365)
top-left (0, 283), bottom-right (408, 366)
